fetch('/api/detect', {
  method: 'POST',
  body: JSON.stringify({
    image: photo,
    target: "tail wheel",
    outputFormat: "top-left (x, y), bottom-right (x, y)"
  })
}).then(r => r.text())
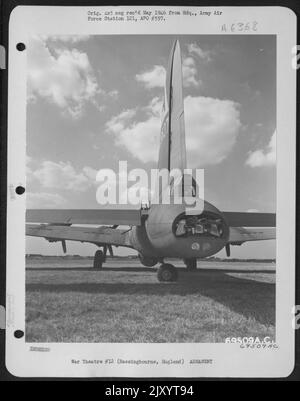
top-left (184, 258), bottom-right (197, 271)
top-left (157, 264), bottom-right (178, 282)
top-left (93, 250), bottom-right (104, 269)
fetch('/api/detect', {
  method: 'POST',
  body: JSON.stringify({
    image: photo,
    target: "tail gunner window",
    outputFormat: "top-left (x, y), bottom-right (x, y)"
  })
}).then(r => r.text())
top-left (174, 214), bottom-right (224, 238)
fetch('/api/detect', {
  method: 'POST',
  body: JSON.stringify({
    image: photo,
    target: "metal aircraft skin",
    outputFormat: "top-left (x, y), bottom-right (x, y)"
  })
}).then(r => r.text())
top-left (26, 40), bottom-right (276, 282)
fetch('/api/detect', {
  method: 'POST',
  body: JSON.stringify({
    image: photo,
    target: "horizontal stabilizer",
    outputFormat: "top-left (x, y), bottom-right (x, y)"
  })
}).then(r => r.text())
top-left (229, 227), bottom-right (276, 243)
top-left (222, 212), bottom-right (276, 227)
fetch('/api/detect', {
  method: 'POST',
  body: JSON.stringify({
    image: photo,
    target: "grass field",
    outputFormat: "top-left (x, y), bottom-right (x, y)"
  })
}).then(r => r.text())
top-left (26, 257), bottom-right (275, 343)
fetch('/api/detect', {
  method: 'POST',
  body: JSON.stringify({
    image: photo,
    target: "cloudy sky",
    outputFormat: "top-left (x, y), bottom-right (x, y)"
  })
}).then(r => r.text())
top-left (26, 34), bottom-right (276, 258)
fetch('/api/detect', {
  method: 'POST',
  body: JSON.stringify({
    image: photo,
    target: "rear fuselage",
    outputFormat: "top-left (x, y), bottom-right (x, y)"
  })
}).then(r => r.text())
top-left (129, 201), bottom-right (229, 259)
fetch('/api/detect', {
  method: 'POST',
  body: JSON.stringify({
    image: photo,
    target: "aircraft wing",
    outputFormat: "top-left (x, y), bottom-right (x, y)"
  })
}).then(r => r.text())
top-left (228, 227), bottom-right (276, 244)
top-left (26, 224), bottom-right (132, 248)
top-left (26, 208), bottom-right (147, 226)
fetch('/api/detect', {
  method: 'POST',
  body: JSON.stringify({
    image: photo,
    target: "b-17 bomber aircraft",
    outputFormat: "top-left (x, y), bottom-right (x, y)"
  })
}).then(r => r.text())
top-left (26, 40), bottom-right (276, 282)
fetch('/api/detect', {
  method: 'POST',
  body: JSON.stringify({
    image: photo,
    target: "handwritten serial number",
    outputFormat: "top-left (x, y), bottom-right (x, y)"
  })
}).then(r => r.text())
top-left (221, 21), bottom-right (258, 32)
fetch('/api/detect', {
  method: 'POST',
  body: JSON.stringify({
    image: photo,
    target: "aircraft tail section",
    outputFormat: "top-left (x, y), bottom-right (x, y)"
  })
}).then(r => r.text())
top-left (169, 40), bottom-right (187, 173)
top-left (158, 40), bottom-right (186, 173)
top-left (155, 40), bottom-right (188, 204)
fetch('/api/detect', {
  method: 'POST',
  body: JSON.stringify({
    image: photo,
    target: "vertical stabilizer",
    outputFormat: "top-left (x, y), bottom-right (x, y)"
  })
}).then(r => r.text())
top-left (152, 40), bottom-right (202, 214)
top-left (157, 40), bottom-right (186, 173)
top-left (155, 40), bottom-right (188, 204)
top-left (169, 41), bottom-right (187, 173)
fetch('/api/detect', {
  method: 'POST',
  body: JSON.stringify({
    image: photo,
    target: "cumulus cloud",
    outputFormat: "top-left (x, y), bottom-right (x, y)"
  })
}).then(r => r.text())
top-left (187, 43), bottom-right (212, 62)
top-left (28, 160), bottom-right (98, 192)
top-left (27, 36), bottom-right (99, 118)
top-left (115, 117), bottom-right (160, 163)
top-left (144, 96), bottom-right (163, 117)
top-left (26, 192), bottom-right (67, 208)
top-left (136, 57), bottom-right (201, 89)
top-left (182, 57), bottom-right (201, 88)
top-left (105, 109), bottom-right (137, 134)
top-left (246, 131), bottom-right (276, 167)
top-left (106, 96), bottom-right (241, 167)
top-left (135, 65), bottom-right (166, 89)
top-left (45, 35), bottom-right (91, 44)
top-left (184, 96), bottom-right (241, 167)
top-left (105, 97), bottom-right (163, 164)
top-left (105, 102), bottom-right (160, 163)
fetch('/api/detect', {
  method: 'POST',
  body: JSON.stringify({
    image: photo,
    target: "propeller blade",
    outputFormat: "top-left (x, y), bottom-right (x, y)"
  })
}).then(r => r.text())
top-left (225, 243), bottom-right (230, 257)
top-left (62, 240), bottom-right (67, 254)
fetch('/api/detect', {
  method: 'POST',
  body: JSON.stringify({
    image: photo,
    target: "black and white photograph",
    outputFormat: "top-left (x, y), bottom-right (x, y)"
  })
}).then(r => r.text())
top-left (4, 5), bottom-right (297, 378)
top-left (25, 34), bottom-right (277, 344)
